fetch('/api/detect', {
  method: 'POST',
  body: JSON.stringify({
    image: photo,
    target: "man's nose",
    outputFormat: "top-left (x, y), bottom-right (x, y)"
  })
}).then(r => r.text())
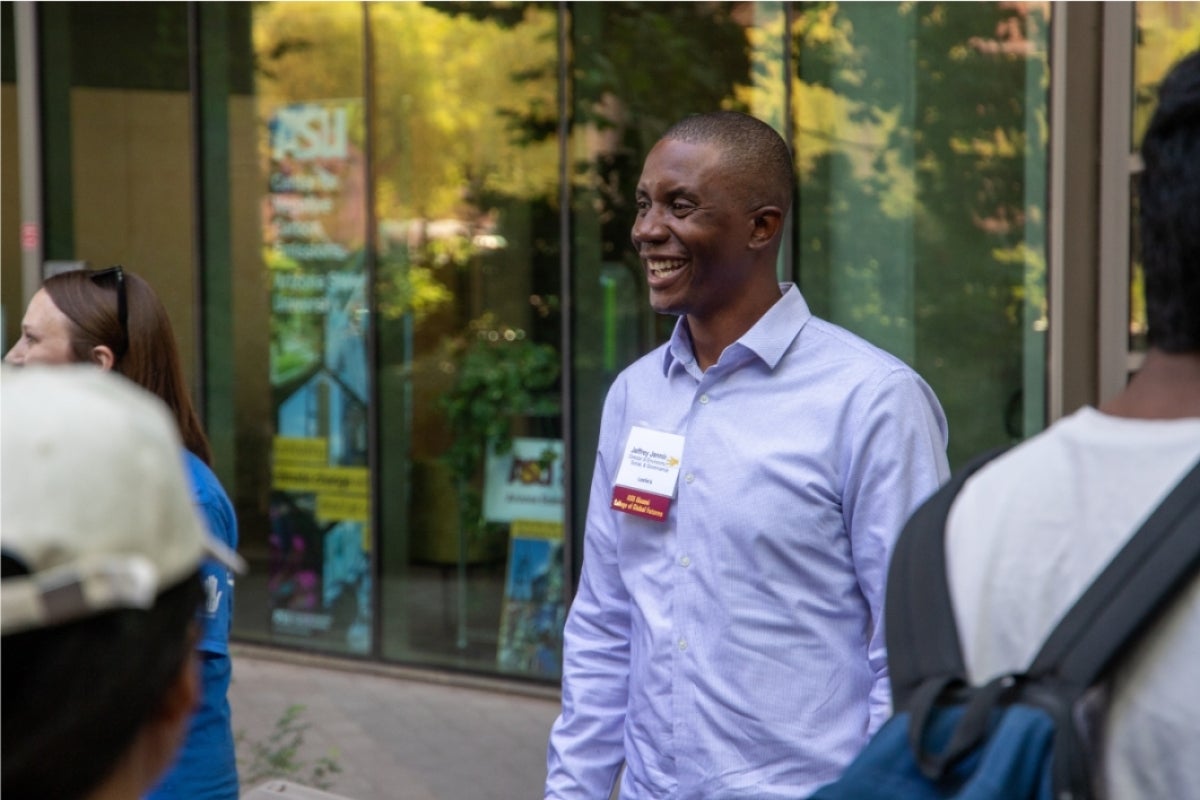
top-left (632, 207), bottom-right (668, 245)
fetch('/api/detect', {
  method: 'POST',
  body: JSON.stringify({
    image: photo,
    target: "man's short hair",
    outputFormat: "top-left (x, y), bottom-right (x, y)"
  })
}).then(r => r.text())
top-left (1139, 49), bottom-right (1200, 353)
top-left (663, 110), bottom-right (794, 215)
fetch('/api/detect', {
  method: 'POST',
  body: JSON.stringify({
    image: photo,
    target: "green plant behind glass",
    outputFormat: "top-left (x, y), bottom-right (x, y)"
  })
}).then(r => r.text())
top-left (439, 313), bottom-right (560, 543)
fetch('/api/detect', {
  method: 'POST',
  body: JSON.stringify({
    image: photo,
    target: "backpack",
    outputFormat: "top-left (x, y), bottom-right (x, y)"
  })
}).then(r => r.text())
top-left (809, 450), bottom-right (1200, 800)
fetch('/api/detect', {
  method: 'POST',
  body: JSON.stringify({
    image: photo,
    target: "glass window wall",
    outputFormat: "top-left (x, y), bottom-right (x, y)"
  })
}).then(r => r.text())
top-left (226, 2), bottom-right (373, 656)
top-left (368, 2), bottom-right (563, 675)
top-left (6, 1), bottom-right (1063, 684)
top-left (570, 1), bottom-right (1052, 490)
top-left (225, 0), bottom-right (1055, 678)
top-left (224, 1), bottom-right (568, 677)
top-left (791, 2), bottom-right (1051, 462)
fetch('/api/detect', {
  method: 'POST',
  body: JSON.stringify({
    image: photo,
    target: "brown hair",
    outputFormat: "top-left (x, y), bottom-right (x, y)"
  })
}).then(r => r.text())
top-left (41, 269), bottom-right (214, 466)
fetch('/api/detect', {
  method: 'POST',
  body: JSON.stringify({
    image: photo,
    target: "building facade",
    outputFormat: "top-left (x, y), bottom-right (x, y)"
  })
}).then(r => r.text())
top-left (3, 1), bottom-right (1197, 685)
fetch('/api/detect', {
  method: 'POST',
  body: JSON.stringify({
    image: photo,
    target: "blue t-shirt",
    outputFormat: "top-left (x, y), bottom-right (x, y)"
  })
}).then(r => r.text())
top-left (147, 451), bottom-right (240, 800)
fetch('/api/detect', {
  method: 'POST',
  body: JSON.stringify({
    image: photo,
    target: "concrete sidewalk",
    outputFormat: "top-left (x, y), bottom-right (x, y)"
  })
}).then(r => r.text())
top-left (229, 644), bottom-right (562, 800)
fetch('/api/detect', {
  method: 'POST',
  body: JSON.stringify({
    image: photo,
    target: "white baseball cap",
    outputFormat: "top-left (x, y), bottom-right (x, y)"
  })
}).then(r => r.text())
top-left (1, 365), bottom-right (246, 636)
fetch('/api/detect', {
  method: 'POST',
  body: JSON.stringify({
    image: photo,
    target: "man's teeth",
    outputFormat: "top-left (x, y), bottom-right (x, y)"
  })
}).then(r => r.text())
top-left (648, 260), bottom-right (686, 277)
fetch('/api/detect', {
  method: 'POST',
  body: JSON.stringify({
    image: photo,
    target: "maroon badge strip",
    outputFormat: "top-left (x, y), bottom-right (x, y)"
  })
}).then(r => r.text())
top-left (611, 485), bottom-right (671, 522)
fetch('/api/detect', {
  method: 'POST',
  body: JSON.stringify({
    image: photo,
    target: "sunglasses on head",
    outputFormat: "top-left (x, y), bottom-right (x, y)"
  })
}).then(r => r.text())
top-left (89, 266), bottom-right (128, 361)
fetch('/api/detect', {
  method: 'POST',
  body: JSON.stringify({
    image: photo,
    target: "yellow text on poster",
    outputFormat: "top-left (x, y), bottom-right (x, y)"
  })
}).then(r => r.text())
top-left (272, 464), bottom-right (369, 495)
top-left (273, 436), bottom-right (328, 466)
top-left (317, 492), bottom-right (370, 523)
top-left (509, 519), bottom-right (563, 541)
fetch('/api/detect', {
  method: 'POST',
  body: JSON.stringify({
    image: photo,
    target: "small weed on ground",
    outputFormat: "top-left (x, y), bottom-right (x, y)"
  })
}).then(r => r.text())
top-left (237, 703), bottom-right (343, 790)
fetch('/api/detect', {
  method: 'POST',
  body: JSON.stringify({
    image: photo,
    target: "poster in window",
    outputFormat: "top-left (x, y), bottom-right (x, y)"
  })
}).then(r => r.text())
top-left (264, 98), bottom-right (372, 653)
top-left (483, 437), bottom-right (565, 524)
top-left (497, 519), bottom-right (565, 678)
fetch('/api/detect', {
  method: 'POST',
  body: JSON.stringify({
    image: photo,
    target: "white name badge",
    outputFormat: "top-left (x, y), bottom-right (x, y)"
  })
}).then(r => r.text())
top-left (611, 426), bottom-right (685, 522)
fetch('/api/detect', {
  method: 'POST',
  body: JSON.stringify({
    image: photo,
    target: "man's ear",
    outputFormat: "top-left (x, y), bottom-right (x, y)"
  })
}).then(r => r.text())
top-left (139, 649), bottom-right (201, 788)
top-left (90, 345), bottom-right (117, 371)
top-left (747, 206), bottom-right (784, 250)
top-left (158, 651), bottom-right (201, 726)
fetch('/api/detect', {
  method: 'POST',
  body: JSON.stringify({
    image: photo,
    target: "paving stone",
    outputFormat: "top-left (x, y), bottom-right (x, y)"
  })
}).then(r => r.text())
top-left (230, 645), bottom-right (561, 800)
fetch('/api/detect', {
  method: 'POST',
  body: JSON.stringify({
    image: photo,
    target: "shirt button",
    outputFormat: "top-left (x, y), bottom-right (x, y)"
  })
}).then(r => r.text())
top-left (679, 555), bottom-right (691, 567)
top-left (684, 473), bottom-right (694, 484)
top-left (678, 638), bottom-right (688, 651)
top-left (698, 393), bottom-right (710, 405)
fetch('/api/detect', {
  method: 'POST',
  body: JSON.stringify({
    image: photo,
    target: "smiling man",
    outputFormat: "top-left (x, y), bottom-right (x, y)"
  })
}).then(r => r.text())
top-left (545, 111), bottom-right (950, 799)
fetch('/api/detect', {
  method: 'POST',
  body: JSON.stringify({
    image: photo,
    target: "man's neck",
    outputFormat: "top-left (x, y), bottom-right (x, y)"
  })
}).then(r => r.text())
top-left (685, 280), bottom-right (783, 371)
top-left (1099, 347), bottom-right (1200, 420)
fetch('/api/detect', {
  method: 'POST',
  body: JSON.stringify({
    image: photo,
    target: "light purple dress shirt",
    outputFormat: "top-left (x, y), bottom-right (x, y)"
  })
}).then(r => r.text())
top-left (546, 285), bottom-right (950, 799)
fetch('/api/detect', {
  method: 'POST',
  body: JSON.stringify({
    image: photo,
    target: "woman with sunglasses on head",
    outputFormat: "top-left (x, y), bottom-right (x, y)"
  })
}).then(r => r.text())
top-left (5, 266), bottom-right (240, 800)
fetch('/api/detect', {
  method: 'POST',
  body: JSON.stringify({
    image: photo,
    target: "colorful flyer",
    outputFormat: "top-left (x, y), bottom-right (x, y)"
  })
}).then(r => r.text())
top-left (497, 520), bottom-right (565, 678)
top-left (482, 438), bottom-right (564, 523)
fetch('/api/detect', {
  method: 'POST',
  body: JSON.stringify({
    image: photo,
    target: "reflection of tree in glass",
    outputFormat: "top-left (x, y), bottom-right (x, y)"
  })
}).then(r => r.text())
top-left (791, 2), bottom-right (1050, 464)
top-left (253, 2), bottom-right (567, 494)
top-left (253, 1), bottom-right (562, 321)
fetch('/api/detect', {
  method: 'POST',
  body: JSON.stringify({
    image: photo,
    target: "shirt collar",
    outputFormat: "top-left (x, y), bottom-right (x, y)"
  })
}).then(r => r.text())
top-left (661, 283), bottom-right (811, 375)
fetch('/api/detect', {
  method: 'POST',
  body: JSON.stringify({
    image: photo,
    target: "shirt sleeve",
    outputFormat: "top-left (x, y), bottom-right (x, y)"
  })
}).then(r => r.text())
top-left (545, 390), bottom-right (632, 799)
top-left (842, 368), bottom-right (950, 733)
top-left (194, 488), bottom-right (237, 657)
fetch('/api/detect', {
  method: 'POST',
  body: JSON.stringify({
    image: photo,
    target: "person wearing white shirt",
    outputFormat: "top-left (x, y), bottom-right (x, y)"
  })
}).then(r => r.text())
top-left (945, 50), bottom-right (1200, 800)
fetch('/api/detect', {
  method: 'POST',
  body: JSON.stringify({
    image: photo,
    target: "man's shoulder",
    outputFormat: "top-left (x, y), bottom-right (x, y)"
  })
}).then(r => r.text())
top-left (951, 414), bottom-right (1090, 498)
top-left (791, 317), bottom-right (929, 396)
top-left (963, 409), bottom-right (1194, 476)
top-left (801, 316), bottom-right (911, 367)
top-left (949, 409), bottom-right (1200, 531)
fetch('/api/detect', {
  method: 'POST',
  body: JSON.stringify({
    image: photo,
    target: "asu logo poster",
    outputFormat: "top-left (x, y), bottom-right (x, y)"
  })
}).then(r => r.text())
top-left (264, 99), bottom-right (372, 653)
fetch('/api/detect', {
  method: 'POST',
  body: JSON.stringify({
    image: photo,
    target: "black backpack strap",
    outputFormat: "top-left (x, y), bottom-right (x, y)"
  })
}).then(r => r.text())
top-left (888, 450), bottom-right (1200, 795)
top-left (1021, 458), bottom-right (1200, 797)
top-left (1029, 458), bottom-right (1200, 686)
top-left (886, 446), bottom-right (1011, 711)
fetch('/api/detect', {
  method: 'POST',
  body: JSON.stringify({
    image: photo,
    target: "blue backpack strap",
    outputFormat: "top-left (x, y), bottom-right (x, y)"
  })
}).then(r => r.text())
top-left (885, 446), bottom-right (1010, 712)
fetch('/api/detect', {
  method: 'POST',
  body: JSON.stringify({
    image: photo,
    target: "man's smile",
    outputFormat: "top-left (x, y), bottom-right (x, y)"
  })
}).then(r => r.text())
top-left (646, 258), bottom-right (687, 279)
